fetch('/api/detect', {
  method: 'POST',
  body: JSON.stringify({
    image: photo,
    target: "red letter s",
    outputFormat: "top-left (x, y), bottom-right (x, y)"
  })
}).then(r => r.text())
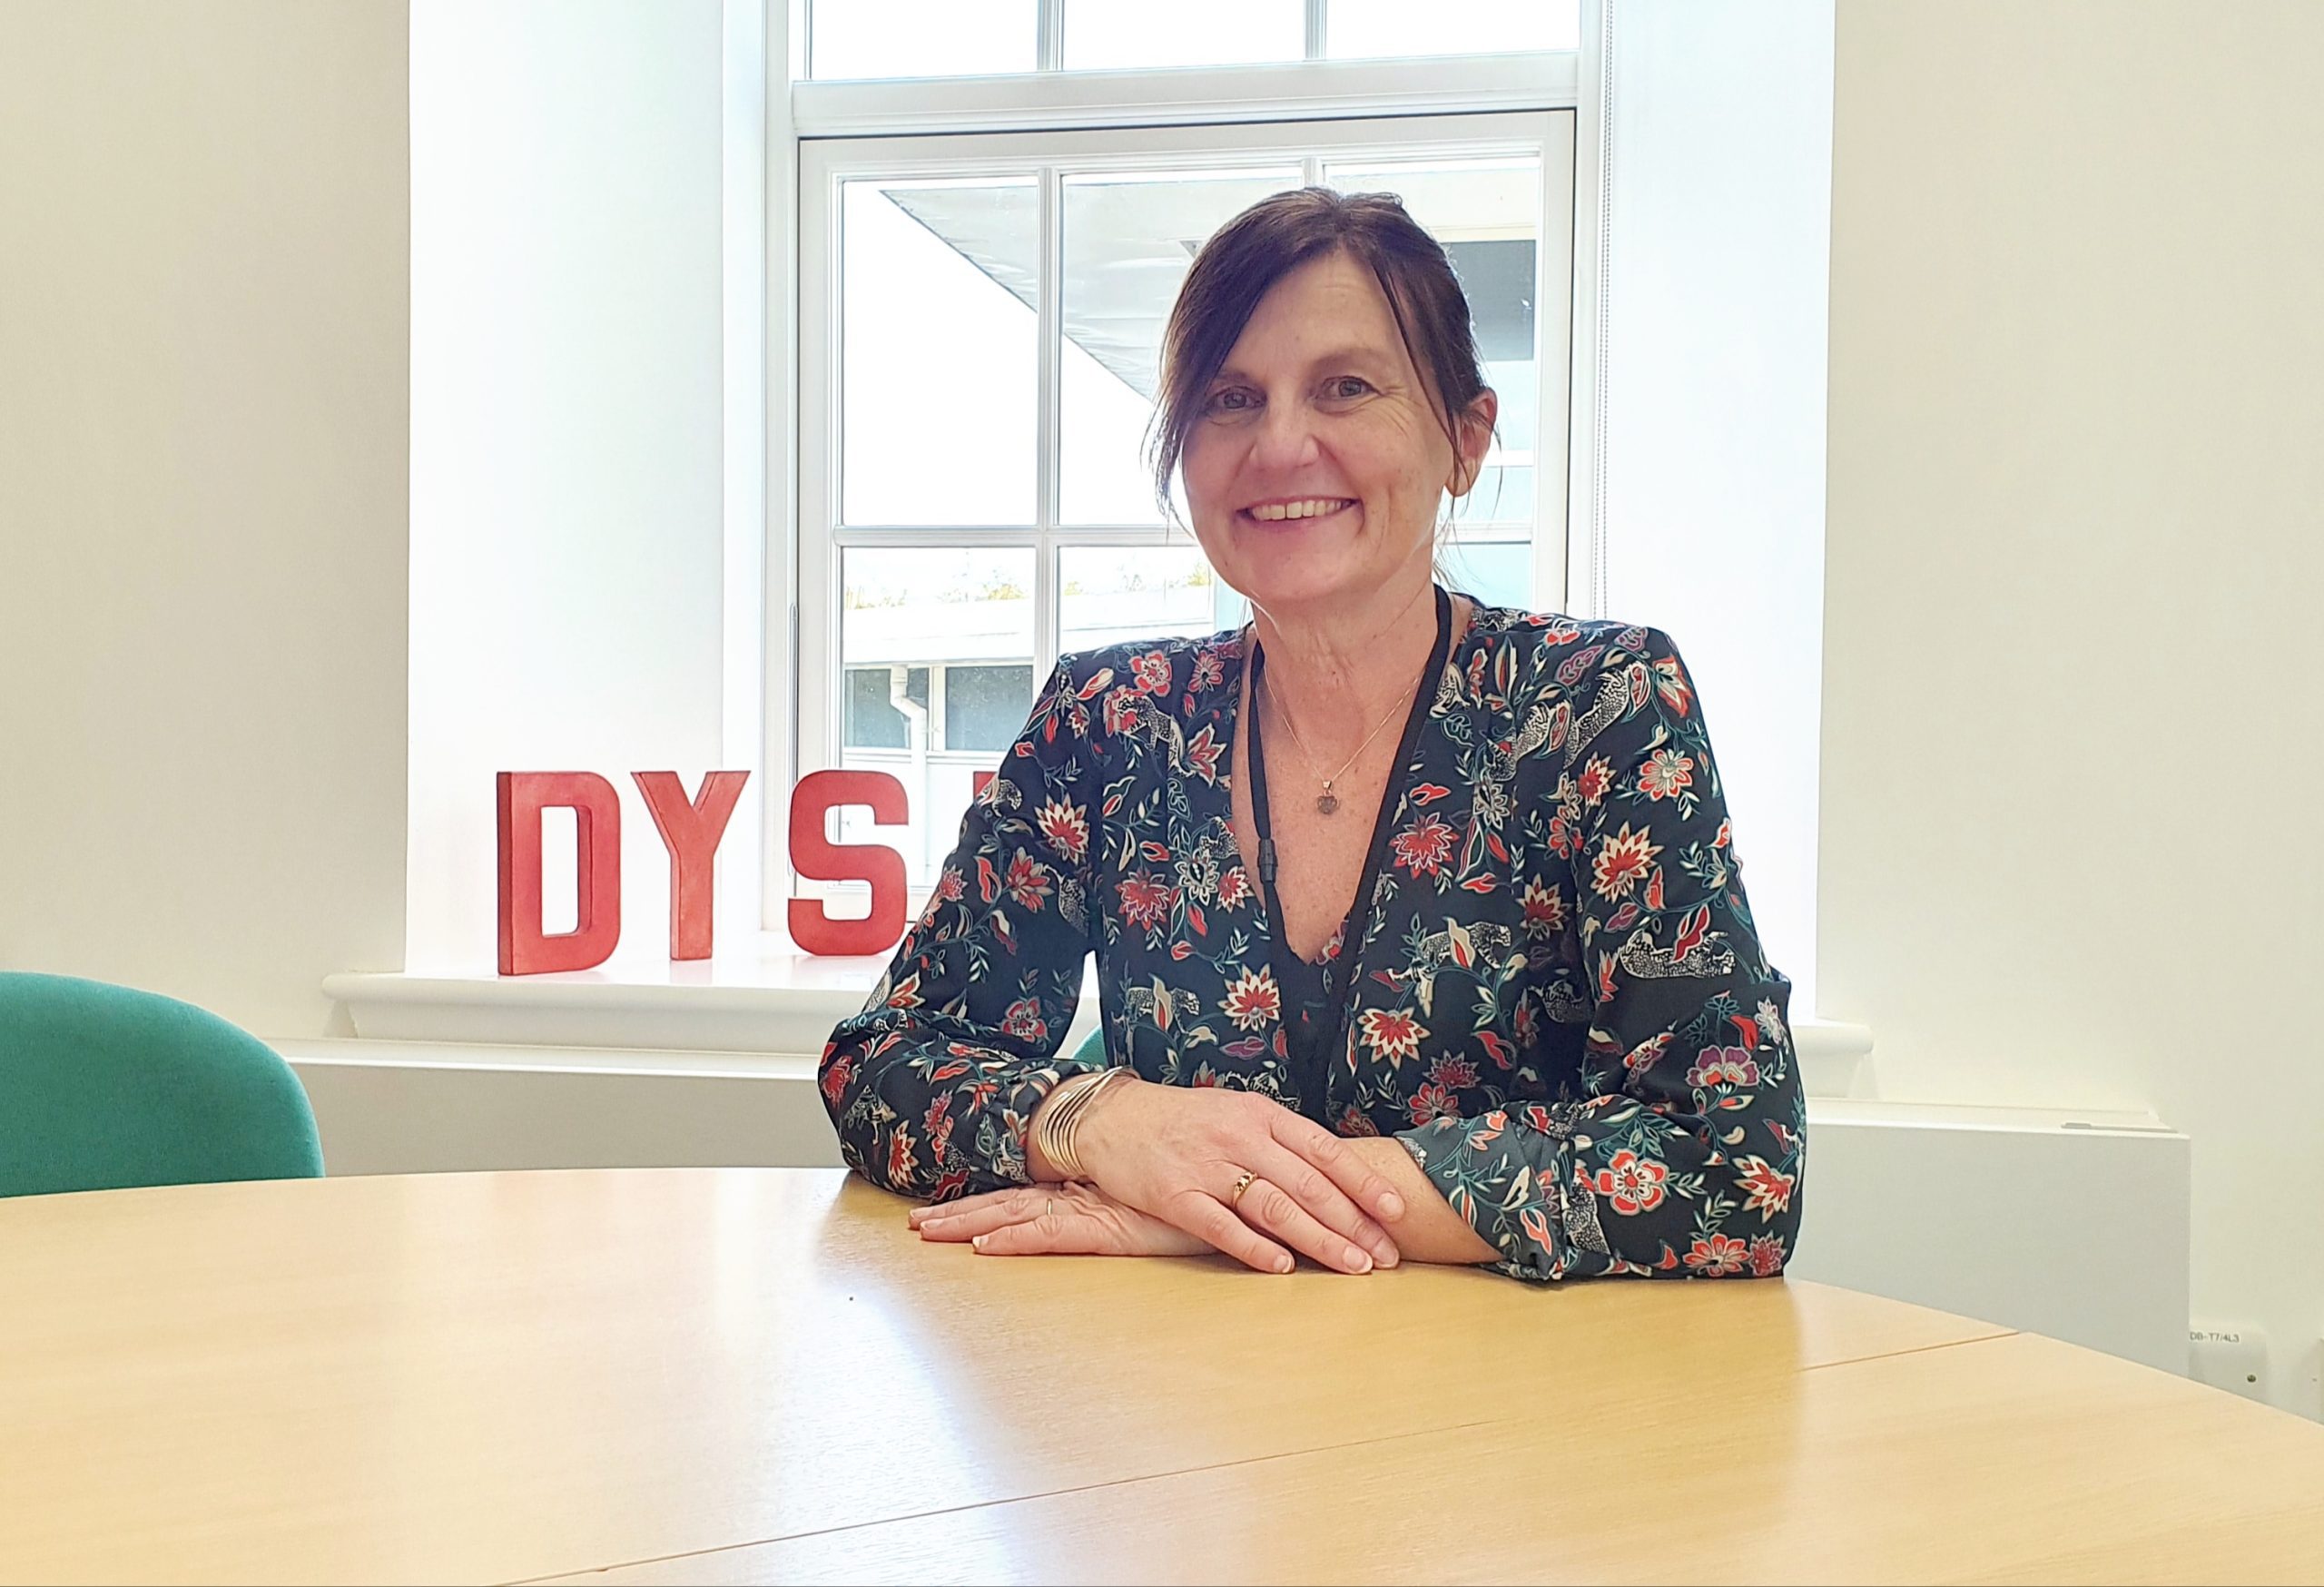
top-left (787, 770), bottom-right (908, 956)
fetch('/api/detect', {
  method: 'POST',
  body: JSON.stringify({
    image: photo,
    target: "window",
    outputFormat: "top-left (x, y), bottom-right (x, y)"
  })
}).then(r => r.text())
top-left (800, 0), bottom-right (1581, 81)
top-left (787, 17), bottom-right (1578, 894)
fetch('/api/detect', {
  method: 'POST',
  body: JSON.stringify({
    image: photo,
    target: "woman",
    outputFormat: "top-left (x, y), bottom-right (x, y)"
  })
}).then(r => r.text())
top-left (820, 189), bottom-right (1804, 1282)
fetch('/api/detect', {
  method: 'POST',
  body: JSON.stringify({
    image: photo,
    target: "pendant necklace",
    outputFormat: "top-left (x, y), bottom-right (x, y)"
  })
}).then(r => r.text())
top-left (1265, 660), bottom-right (1428, 816)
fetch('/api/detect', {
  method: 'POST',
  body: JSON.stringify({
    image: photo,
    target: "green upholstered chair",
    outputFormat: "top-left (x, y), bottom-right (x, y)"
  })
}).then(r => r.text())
top-left (0, 972), bottom-right (323, 1199)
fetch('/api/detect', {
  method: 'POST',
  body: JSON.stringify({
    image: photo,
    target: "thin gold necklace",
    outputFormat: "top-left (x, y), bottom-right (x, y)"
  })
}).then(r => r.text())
top-left (1264, 664), bottom-right (1422, 816)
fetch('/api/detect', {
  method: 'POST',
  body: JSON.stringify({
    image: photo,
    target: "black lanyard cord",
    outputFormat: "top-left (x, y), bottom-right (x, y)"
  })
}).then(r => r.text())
top-left (1246, 585), bottom-right (1453, 1117)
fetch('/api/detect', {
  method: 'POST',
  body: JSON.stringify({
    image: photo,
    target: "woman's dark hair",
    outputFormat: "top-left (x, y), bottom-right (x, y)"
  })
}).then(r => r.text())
top-left (1147, 187), bottom-right (1490, 516)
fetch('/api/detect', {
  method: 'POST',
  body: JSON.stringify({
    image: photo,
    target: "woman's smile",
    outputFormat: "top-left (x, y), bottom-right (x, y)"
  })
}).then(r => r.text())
top-left (1239, 496), bottom-right (1358, 526)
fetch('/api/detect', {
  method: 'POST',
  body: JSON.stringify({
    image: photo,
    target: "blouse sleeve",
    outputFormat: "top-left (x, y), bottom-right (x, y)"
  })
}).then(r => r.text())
top-left (1394, 627), bottom-right (1807, 1282)
top-left (819, 656), bottom-right (1106, 1201)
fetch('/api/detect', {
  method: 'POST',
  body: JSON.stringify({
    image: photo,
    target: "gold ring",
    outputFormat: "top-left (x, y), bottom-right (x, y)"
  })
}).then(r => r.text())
top-left (1227, 1169), bottom-right (1258, 1209)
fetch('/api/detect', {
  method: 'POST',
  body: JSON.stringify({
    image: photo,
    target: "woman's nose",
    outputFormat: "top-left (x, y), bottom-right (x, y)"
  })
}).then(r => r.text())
top-left (1250, 401), bottom-right (1320, 470)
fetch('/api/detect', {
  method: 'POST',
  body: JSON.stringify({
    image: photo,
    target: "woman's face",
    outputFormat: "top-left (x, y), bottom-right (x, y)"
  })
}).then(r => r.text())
top-left (1179, 249), bottom-right (1493, 620)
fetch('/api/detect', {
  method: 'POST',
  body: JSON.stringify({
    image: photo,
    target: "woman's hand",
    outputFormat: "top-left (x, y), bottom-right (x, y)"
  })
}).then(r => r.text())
top-left (908, 1181), bottom-right (1213, 1258)
top-left (1068, 1079), bottom-right (1407, 1276)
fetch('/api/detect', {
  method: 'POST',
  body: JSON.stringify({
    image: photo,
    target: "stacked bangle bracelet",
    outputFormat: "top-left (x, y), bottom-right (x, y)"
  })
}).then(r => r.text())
top-left (1033, 1067), bottom-right (1135, 1182)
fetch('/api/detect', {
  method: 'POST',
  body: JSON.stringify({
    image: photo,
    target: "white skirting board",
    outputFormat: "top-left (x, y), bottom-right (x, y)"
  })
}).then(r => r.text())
top-left (278, 1042), bottom-right (2190, 1375)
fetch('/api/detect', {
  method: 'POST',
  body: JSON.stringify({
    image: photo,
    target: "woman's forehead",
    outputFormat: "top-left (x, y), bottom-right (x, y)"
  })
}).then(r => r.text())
top-left (1219, 251), bottom-right (1411, 371)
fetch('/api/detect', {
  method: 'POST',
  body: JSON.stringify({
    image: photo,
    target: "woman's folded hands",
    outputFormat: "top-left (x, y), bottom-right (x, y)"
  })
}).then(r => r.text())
top-left (912, 1077), bottom-right (1406, 1275)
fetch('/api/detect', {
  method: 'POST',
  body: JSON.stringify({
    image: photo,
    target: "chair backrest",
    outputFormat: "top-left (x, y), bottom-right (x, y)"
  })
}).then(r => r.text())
top-left (1069, 1026), bottom-right (1108, 1069)
top-left (0, 972), bottom-right (323, 1199)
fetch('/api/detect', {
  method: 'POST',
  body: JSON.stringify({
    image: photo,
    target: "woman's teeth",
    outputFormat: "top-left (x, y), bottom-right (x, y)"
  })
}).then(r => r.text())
top-left (1246, 498), bottom-right (1354, 521)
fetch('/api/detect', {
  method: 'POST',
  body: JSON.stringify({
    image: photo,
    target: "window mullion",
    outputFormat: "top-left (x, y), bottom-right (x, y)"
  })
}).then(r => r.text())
top-left (1304, 0), bottom-right (1327, 60)
top-left (1038, 0), bottom-right (1064, 73)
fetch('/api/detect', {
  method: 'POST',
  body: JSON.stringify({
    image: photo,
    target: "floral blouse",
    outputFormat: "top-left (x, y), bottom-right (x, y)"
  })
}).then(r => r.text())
top-left (819, 597), bottom-right (1806, 1283)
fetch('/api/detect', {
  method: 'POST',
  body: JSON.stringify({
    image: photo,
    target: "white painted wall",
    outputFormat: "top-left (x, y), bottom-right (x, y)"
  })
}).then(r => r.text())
top-left (406, 0), bottom-right (739, 977)
top-left (1824, 0), bottom-right (2324, 1414)
top-left (0, 0), bottom-right (409, 1037)
top-left (1600, 0), bottom-right (1834, 1016)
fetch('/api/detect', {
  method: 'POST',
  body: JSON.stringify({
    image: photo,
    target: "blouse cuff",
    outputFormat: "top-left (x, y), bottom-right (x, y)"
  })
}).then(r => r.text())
top-left (1395, 1112), bottom-right (1569, 1284)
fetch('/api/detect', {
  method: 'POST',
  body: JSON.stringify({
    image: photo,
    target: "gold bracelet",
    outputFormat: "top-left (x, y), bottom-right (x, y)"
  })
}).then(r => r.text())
top-left (1035, 1067), bottom-right (1133, 1181)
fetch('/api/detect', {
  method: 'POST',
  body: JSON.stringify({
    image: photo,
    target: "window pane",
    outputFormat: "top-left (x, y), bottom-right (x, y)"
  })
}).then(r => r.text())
top-left (1059, 166), bottom-right (1304, 526)
top-left (1062, 0), bottom-right (1304, 70)
top-left (1439, 536), bottom-right (1532, 610)
top-left (1325, 157), bottom-right (1541, 535)
top-left (842, 547), bottom-right (1036, 884)
top-left (809, 0), bottom-right (1037, 79)
top-left (1327, 0), bottom-right (1579, 58)
top-left (842, 178), bottom-right (1038, 526)
top-left (842, 665), bottom-right (928, 751)
top-left (942, 665), bottom-right (1039, 752)
top-left (1059, 544), bottom-right (1230, 654)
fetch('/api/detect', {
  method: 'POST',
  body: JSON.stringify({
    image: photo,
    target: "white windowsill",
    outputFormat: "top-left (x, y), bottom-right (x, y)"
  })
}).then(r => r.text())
top-left (326, 940), bottom-right (1874, 1093)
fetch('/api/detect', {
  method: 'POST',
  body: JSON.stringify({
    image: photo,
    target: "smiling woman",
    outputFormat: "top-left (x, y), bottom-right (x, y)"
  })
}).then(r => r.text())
top-left (822, 189), bottom-right (1805, 1285)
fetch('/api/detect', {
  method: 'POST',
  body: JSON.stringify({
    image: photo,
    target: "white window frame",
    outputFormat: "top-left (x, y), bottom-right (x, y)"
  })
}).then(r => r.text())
top-left (766, 36), bottom-right (1596, 931)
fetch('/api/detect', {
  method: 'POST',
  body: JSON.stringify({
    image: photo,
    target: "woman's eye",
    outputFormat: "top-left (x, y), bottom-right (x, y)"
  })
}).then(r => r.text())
top-left (1206, 389), bottom-right (1256, 413)
top-left (1327, 376), bottom-right (1373, 399)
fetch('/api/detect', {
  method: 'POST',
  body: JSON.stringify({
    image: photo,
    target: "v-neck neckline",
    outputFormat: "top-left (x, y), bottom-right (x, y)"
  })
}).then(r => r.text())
top-left (1202, 589), bottom-right (1492, 938)
top-left (1236, 585), bottom-right (1460, 1118)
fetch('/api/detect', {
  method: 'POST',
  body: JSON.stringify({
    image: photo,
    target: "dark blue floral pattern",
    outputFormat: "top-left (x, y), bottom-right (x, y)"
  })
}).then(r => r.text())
top-left (821, 600), bottom-right (1805, 1282)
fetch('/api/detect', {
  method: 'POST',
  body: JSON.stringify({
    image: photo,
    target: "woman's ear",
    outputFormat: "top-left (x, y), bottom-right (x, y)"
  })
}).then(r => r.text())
top-left (1447, 389), bottom-right (1500, 498)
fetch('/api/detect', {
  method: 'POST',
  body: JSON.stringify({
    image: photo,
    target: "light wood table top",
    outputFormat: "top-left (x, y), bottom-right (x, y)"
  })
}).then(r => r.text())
top-left (0, 1168), bottom-right (2316, 1586)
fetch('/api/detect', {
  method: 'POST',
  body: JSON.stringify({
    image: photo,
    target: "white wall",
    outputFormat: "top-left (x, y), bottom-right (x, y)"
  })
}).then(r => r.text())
top-left (407, 0), bottom-right (738, 976)
top-left (1824, 0), bottom-right (2324, 1413)
top-left (0, 0), bottom-right (409, 1037)
top-left (1600, 0), bottom-right (1834, 1016)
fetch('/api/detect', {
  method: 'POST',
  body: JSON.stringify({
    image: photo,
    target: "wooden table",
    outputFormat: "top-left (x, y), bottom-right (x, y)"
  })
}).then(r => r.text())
top-left (3, 1169), bottom-right (2319, 1585)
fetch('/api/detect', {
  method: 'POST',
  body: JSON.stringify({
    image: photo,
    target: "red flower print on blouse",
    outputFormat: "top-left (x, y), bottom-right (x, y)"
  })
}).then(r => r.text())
top-left (1390, 814), bottom-right (1457, 878)
top-left (1520, 879), bottom-right (1566, 939)
top-left (1652, 654), bottom-right (1693, 716)
top-left (1428, 1052), bottom-right (1478, 1091)
top-left (1407, 1081), bottom-right (1459, 1126)
top-left (1220, 967), bottom-right (1281, 1032)
top-left (1748, 1235), bottom-right (1787, 1277)
top-left (922, 1095), bottom-right (956, 1161)
top-left (1590, 1148), bottom-right (1669, 1215)
top-left (886, 1124), bottom-right (918, 1185)
top-left (1131, 651), bottom-right (1172, 694)
top-left (1118, 871), bottom-right (1175, 932)
top-left (1034, 797), bottom-right (1088, 863)
top-left (1590, 824), bottom-right (1661, 902)
top-left (1180, 724), bottom-right (1225, 784)
top-left (1004, 852), bottom-right (1051, 912)
top-left (1001, 998), bottom-right (1047, 1043)
top-left (1734, 1155), bottom-right (1796, 1220)
top-left (1687, 1046), bottom-right (1761, 1089)
top-left (1637, 748), bottom-right (1696, 802)
top-left (820, 1050), bottom-right (857, 1109)
top-left (1683, 1233), bottom-right (1750, 1276)
top-left (1577, 756), bottom-right (1614, 804)
top-left (1216, 865), bottom-right (1252, 910)
top-left (1357, 1007), bottom-right (1428, 1066)
top-left (1190, 646), bottom-right (1226, 692)
top-left (931, 867), bottom-right (966, 905)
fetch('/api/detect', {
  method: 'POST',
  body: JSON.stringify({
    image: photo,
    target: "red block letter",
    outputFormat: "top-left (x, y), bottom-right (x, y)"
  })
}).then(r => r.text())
top-left (497, 772), bottom-right (622, 975)
top-left (635, 770), bottom-right (750, 961)
top-left (787, 769), bottom-right (907, 956)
